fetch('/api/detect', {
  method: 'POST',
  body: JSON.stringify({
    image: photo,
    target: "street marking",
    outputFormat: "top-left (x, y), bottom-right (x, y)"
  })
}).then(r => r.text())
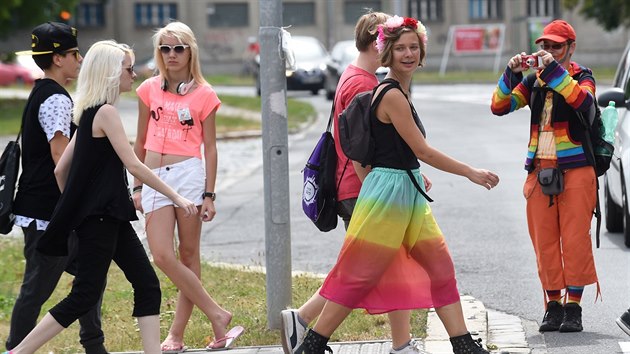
top-left (619, 341), bottom-right (630, 352)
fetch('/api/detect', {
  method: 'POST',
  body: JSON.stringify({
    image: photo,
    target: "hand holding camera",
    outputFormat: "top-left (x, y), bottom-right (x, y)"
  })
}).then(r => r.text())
top-left (520, 54), bottom-right (543, 70)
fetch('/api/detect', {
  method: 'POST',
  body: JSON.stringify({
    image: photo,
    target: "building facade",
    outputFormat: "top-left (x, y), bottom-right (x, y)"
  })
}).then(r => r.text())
top-left (4, 0), bottom-right (630, 74)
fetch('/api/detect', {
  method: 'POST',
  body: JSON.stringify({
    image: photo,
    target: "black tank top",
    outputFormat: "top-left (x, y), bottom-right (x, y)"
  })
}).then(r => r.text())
top-left (371, 85), bottom-right (424, 170)
top-left (38, 104), bottom-right (137, 256)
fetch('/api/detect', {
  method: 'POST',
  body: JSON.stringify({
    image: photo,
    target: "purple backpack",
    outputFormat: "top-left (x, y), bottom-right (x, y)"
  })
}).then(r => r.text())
top-left (302, 114), bottom-right (339, 232)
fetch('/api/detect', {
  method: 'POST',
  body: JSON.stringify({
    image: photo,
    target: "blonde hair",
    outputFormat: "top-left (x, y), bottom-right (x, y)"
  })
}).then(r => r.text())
top-left (153, 21), bottom-right (207, 86)
top-left (354, 10), bottom-right (390, 52)
top-left (378, 26), bottom-right (426, 68)
top-left (73, 40), bottom-right (134, 124)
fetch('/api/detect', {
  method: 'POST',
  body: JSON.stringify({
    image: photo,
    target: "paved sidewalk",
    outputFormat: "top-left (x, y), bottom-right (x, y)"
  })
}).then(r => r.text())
top-left (104, 294), bottom-right (532, 354)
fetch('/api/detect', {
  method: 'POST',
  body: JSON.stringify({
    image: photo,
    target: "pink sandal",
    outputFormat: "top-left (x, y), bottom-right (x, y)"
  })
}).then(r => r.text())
top-left (206, 325), bottom-right (245, 351)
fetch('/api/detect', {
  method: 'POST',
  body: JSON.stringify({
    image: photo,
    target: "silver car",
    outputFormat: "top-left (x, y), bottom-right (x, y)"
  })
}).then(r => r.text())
top-left (324, 40), bottom-right (389, 100)
top-left (599, 40), bottom-right (630, 247)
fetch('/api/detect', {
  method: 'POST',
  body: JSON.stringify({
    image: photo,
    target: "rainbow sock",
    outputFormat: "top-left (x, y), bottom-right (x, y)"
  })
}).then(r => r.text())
top-left (546, 289), bottom-right (562, 303)
top-left (567, 286), bottom-right (584, 304)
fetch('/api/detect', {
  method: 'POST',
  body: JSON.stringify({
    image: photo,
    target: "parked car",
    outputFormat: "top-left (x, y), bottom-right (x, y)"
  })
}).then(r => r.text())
top-left (599, 40), bottom-right (630, 247)
top-left (15, 55), bottom-right (44, 81)
top-left (136, 57), bottom-right (157, 79)
top-left (324, 40), bottom-right (388, 100)
top-left (0, 61), bottom-right (38, 86)
top-left (255, 35), bottom-right (328, 96)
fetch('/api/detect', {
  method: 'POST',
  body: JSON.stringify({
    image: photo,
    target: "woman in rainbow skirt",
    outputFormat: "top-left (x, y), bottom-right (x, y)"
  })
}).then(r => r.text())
top-left (293, 16), bottom-right (500, 354)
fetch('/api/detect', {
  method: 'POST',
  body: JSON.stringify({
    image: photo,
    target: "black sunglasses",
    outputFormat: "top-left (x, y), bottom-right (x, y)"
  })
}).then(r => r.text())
top-left (62, 49), bottom-right (81, 60)
top-left (158, 44), bottom-right (190, 54)
top-left (123, 66), bottom-right (134, 74)
top-left (540, 42), bottom-right (569, 51)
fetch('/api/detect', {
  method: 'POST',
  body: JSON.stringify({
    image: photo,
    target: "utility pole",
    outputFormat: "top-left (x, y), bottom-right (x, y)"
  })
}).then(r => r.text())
top-left (259, 0), bottom-right (292, 330)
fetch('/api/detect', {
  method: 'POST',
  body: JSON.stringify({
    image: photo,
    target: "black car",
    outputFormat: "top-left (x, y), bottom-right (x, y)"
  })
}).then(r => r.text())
top-left (255, 35), bottom-right (329, 96)
top-left (324, 40), bottom-right (388, 100)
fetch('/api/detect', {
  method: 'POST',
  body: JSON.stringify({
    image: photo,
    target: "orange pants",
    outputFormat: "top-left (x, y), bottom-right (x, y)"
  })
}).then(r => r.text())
top-left (524, 159), bottom-right (598, 291)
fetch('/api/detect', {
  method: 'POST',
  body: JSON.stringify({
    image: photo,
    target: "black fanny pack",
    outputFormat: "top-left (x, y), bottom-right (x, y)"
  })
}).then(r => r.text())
top-left (537, 167), bottom-right (564, 196)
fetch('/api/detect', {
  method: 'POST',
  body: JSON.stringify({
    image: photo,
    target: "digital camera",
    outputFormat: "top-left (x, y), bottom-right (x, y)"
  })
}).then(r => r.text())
top-left (521, 55), bottom-right (543, 69)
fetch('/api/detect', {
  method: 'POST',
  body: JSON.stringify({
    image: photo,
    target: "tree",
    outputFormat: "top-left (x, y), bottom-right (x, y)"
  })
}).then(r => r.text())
top-left (0, 0), bottom-right (79, 38)
top-left (564, 0), bottom-right (630, 31)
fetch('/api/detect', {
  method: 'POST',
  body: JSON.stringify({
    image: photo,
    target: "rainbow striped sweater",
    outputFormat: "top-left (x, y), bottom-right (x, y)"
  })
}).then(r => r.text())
top-left (491, 61), bottom-right (596, 172)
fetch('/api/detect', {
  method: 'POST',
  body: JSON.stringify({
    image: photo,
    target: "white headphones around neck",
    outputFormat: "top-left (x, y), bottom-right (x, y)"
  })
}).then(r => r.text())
top-left (161, 78), bottom-right (195, 96)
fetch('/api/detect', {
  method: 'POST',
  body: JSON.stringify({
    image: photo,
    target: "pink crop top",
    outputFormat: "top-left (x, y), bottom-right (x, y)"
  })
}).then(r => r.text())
top-left (136, 76), bottom-right (221, 158)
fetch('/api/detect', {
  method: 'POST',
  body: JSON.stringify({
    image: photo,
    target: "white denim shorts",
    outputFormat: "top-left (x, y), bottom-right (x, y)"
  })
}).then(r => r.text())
top-left (141, 158), bottom-right (205, 214)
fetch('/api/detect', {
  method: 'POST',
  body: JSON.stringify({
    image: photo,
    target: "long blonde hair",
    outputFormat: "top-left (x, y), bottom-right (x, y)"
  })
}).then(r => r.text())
top-left (153, 21), bottom-right (207, 86)
top-left (73, 40), bottom-right (134, 124)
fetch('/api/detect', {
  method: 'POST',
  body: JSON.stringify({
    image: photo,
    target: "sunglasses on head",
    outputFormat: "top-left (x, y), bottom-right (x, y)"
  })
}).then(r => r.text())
top-left (540, 42), bottom-right (569, 50)
top-left (62, 49), bottom-right (81, 60)
top-left (158, 44), bottom-right (190, 54)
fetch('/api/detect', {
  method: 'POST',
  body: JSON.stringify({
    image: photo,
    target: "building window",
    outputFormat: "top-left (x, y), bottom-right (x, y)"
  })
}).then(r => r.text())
top-left (527, 0), bottom-right (559, 17)
top-left (343, 0), bottom-right (382, 24)
top-left (134, 3), bottom-right (177, 27)
top-left (208, 3), bottom-right (249, 27)
top-left (283, 2), bottom-right (315, 26)
top-left (408, 0), bottom-right (442, 22)
top-left (469, 0), bottom-right (503, 20)
top-left (75, 2), bottom-right (105, 27)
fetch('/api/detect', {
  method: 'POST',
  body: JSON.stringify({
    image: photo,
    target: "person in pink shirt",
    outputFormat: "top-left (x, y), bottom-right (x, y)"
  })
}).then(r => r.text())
top-left (133, 21), bottom-right (243, 352)
top-left (281, 11), bottom-right (433, 354)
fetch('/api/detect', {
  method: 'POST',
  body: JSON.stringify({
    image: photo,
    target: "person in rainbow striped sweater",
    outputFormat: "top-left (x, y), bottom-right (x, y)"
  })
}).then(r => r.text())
top-left (491, 19), bottom-right (599, 334)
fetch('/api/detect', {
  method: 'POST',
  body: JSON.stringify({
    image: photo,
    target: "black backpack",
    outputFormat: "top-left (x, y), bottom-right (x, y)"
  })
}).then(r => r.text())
top-left (0, 135), bottom-right (21, 234)
top-left (338, 78), bottom-right (432, 202)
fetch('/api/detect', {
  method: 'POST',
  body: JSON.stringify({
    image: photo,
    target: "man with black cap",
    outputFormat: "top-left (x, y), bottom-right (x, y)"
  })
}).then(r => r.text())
top-left (490, 19), bottom-right (600, 333)
top-left (7, 22), bottom-right (108, 354)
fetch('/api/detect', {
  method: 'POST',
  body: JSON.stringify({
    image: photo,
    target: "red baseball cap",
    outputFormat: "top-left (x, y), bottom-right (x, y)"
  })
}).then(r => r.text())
top-left (535, 20), bottom-right (576, 43)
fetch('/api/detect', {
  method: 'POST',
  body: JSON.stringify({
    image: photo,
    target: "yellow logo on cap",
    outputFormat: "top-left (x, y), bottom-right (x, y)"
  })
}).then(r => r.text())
top-left (31, 34), bottom-right (38, 48)
top-left (53, 43), bottom-right (60, 48)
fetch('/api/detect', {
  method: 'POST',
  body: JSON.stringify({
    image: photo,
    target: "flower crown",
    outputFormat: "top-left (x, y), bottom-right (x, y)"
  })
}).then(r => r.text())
top-left (375, 16), bottom-right (427, 53)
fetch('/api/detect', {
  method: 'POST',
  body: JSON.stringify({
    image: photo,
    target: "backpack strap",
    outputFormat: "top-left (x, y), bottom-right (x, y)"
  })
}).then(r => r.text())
top-left (371, 79), bottom-right (433, 202)
top-left (328, 73), bottom-right (365, 191)
top-left (573, 71), bottom-right (603, 248)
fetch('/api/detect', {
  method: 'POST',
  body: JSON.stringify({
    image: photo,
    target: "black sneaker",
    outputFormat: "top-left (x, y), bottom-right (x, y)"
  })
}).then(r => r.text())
top-left (559, 303), bottom-right (583, 332)
top-left (616, 309), bottom-right (630, 336)
top-left (539, 301), bottom-right (563, 332)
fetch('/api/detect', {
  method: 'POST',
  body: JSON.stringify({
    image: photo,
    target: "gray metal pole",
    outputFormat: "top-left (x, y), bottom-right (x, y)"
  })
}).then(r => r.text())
top-left (258, 0), bottom-right (292, 330)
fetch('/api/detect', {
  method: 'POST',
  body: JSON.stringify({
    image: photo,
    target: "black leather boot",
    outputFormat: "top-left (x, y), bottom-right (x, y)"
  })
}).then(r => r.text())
top-left (295, 329), bottom-right (332, 354)
top-left (449, 332), bottom-right (489, 354)
top-left (559, 303), bottom-right (583, 332)
top-left (539, 301), bottom-right (563, 332)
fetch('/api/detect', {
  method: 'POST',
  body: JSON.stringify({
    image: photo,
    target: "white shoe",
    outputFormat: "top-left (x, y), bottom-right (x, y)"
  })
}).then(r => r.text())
top-left (390, 339), bottom-right (428, 354)
top-left (280, 309), bottom-right (307, 354)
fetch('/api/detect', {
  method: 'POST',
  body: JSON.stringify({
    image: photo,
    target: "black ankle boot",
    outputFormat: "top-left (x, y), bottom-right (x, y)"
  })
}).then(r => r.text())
top-left (559, 303), bottom-right (583, 332)
top-left (295, 329), bottom-right (332, 354)
top-left (539, 301), bottom-right (564, 332)
top-left (449, 333), bottom-right (489, 354)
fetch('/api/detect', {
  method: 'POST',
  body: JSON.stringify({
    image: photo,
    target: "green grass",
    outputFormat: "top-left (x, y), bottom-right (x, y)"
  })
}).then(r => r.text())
top-left (0, 95), bottom-right (316, 136)
top-left (0, 100), bottom-right (25, 136)
top-left (0, 237), bottom-right (427, 352)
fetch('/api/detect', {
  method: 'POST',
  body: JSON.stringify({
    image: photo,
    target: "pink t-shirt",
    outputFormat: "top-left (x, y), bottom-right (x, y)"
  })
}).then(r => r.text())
top-left (333, 64), bottom-right (378, 201)
top-left (136, 76), bottom-right (221, 158)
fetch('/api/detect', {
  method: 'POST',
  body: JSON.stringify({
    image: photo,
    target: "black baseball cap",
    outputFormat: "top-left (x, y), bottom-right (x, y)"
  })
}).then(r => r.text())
top-left (15, 22), bottom-right (78, 56)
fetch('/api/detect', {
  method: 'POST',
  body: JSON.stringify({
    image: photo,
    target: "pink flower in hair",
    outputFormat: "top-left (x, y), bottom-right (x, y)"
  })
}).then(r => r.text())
top-left (375, 16), bottom-right (428, 53)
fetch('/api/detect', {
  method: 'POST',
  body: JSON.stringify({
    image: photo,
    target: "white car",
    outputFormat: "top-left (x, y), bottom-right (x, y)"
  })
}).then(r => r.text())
top-left (600, 40), bottom-right (630, 247)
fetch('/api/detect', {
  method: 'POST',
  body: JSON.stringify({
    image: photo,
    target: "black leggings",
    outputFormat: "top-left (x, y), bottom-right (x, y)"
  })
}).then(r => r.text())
top-left (50, 216), bottom-right (161, 327)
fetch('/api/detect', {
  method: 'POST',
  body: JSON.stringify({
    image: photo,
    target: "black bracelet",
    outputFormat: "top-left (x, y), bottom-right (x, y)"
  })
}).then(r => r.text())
top-left (203, 192), bottom-right (216, 201)
top-left (132, 185), bottom-right (143, 193)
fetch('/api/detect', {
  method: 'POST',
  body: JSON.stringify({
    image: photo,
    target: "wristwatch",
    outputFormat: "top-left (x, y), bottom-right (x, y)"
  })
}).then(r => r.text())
top-left (203, 192), bottom-right (216, 201)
